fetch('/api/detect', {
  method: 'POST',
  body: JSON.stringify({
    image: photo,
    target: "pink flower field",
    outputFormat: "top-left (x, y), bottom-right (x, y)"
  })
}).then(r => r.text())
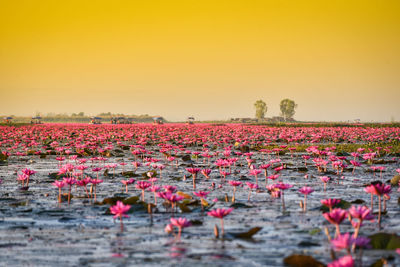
top-left (0, 123), bottom-right (399, 266)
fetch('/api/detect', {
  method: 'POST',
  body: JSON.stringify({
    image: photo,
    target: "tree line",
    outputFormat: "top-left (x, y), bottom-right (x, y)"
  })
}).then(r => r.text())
top-left (254, 99), bottom-right (297, 121)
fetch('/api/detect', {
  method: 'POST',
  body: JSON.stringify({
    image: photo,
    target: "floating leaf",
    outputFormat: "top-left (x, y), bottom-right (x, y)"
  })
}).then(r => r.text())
top-left (26, 150), bottom-right (36, 155)
top-left (229, 227), bottom-right (262, 239)
top-left (181, 155), bottom-right (192, 162)
top-left (177, 191), bottom-right (192, 199)
top-left (297, 167), bottom-right (308, 172)
top-left (390, 175), bottom-right (400, 186)
top-left (123, 196), bottom-right (140, 205)
top-left (298, 241), bottom-right (320, 247)
top-left (141, 170), bottom-right (157, 178)
top-left (201, 198), bottom-right (209, 207)
top-left (230, 203), bottom-right (252, 209)
top-left (0, 152), bottom-right (9, 160)
top-left (122, 171), bottom-right (139, 178)
top-left (369, 233), bottom-right (400, 250)
top-left (101, 196), bottom-right (125, 205)
top-left (177, 202), bottom-right (192, 213)
top-left (370, 258), bottom-right (385, 267)
top-left (283, 254), bottom-right (325, 267)
top-left (351, 199), bottom-right (365, 204)
top-left (320, 199), bottom-right (351, 212)
top-left (190, 219), bottom-right (203, 226)
top-left (309, 228), bottom-right (321, 236)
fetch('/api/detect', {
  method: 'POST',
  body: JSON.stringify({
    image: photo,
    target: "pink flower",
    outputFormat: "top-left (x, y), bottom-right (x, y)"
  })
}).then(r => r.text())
top-left (327, 255), bottom-right (354, 267)
top-left (110, 201), bottom-right (131, 219)
top-left (260, 164), bottom-right (271, 170)
top-left (193, 191), bottom-right (210, 198)
top-left (135, 181), bottom-right (151, 190)
top-left (348, 205), bottom-right (374, 222)
top-left (330, 233), bottom-right (370, 252)
top-left (186, 168), bottom-right (201, 175)
top-left (62, 177), bottom-right (76, 186)
top-left (52, 180), bottom-right (65, 188)
top-left (90, 179), bottom-right (103, 185)
top-left (320, 176), bottom-right (330, 183)
top-left (330, 233), bottom-right (353, 251)
top-left (323, 208), bottom-right (347, 225)
top-left (170, 217), bottom-right (192, 229)
top-left (76, 177), bottom-right (91, 186)
top-left (207, 208), bottom-right (233, 219)
top-left (163, 185), bottom-right (177, 193)
top-left (165, 223), bottom-right (173, 234)
top-left (17, 173), bottom-right (29, 181)
top-left (201, 169), bottom-right (212, 178)
top-left (267, 174), bottom-right (279, 181)
top-left (249, 169), bottom-right (262, 176)
top-left (228, 180), bottom-right (242, 187)
top-left (364, 183), bottom-right (391, 196)
top-left (121, 178), bottom-right (135, 186)
top-left (148, 185), bottom-right (161, 192)
top-left (246, 182), bottom-right (258, 190)
top-left (298, 186), bottom-right (314, 195)
top-left (22, 168), bottom-right (36, 176)
top-left (274, 183), bottom-right (293, 190)
top-left (321, 199), bottom-right (341, 209)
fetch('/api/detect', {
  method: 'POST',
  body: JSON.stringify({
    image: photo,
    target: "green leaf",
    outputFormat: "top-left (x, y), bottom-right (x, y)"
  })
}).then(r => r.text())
top-left (369, 233), bottom-right (400, 250)
top-left (320, 199), bottom-right (351, 212)
top-left (390, 175), bottom-right (400, 186)
top-left (230, 227), bottom-right (262, 239)
top-left (123, 196), bottom-right (140, 205)
top-left (283, 254), bottom-right (325, 267)
top-left (309, 228), bottom-right (321, 236)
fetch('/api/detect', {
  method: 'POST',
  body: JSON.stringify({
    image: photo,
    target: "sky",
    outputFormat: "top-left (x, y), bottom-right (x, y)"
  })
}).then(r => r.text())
top-left (0, 0), bottom-right (399, 122)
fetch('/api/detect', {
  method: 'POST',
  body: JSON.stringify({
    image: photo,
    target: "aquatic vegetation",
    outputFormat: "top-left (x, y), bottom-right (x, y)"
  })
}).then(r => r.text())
top-left (0, 123), bottom-right (399, 265)
top-left (110, 201), bottom-right (131, 231)
top-left (207, 208), bottom-right (233, 237)
top-left (168, 217), bottom-right (191, 241)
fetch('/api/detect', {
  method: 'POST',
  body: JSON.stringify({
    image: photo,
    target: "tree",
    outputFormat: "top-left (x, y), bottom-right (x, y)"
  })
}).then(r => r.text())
top-left (280, 99), bottom-right (297, 121)
top-left (254, 100), bottom-right (267, 119)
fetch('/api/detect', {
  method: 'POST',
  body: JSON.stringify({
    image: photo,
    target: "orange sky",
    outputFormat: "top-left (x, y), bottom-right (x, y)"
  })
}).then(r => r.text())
top-left (0, 0), bottom-right (399, 121)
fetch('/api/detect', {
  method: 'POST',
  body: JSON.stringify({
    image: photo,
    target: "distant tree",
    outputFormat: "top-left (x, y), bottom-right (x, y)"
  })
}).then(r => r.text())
top-left (280, 99), bottom-right (297, 121)
top-left (254, 100), bottom-right (267, 119)
top-left (78, 112), bottom-right (85, 116)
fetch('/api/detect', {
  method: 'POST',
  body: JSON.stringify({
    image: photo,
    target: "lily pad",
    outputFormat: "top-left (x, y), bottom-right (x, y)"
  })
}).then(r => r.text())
top-left (320, 199), bottom-right (351, 212)
top-left (177, 191), bottom-right (192, 199)
top-left (100, 196), bottom-right (125, 205)
top-left (390, 175), bottom-right (400, 186)
top-left (230, 203), bottom-right (252, 209)
top-left (283, 254), bottom-right (325, 267)
top-left (351, 199), bottom-right (365, 204)
top-left (298, 241), bottom-right (320, 247)
top-left (229, 227), bottom-right (262, 239)
top-left (181, 155), bottom-right (192, 162)
top-left (309, 228), bottom-right (321, 236)
top-left (177, 202), bottom-right (192, 213)
top-left (190, 219), bottom-right (203, 226)
top-left (0, 152), bottom-right (9, 161)
top-left (368, 233), bottom-right (400, 250)
top-left (122, 171), bottom-right (139, 178)
top-left (370, 258), bottom-right (388, 267)
top-left (123, 196), bottom-right (140, 205)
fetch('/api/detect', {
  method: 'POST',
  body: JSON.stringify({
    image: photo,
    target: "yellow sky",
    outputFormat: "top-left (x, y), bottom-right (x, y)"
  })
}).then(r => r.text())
top-left (0, 0), bottom-right (399, 121)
